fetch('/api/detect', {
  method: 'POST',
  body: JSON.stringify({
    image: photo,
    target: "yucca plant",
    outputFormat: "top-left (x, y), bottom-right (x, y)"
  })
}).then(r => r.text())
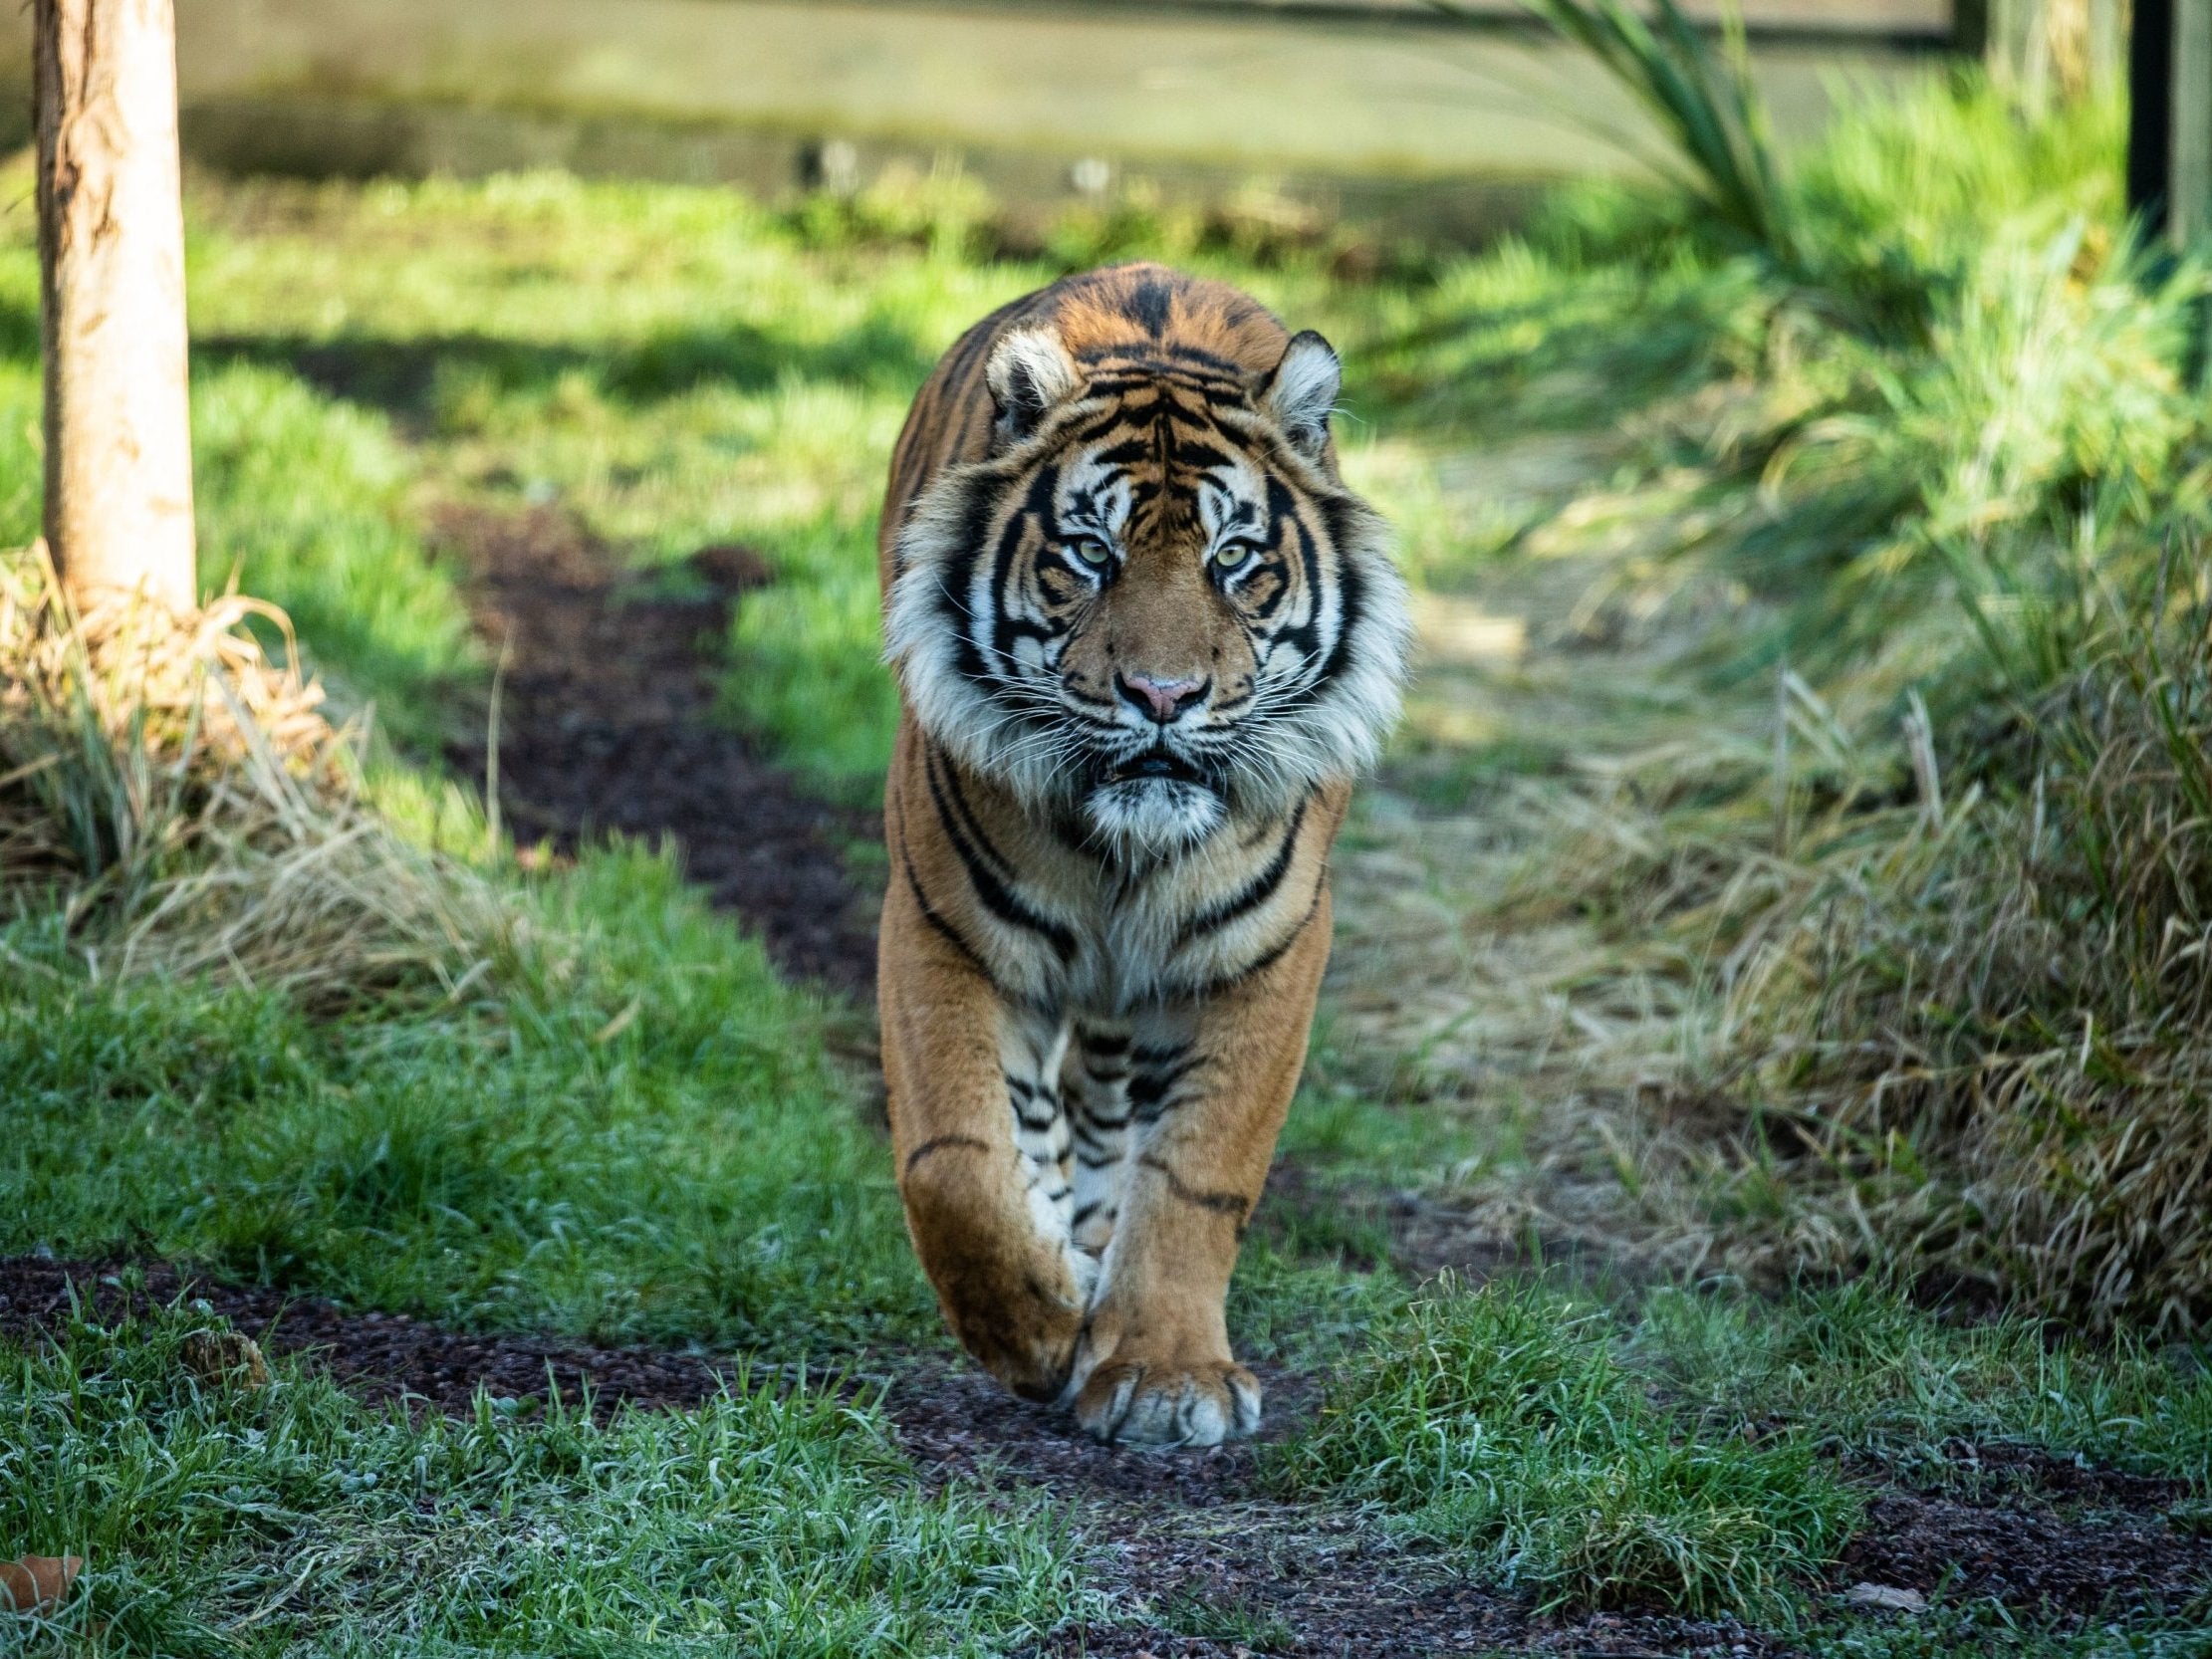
top-left (1470, 0), bottom-right (1806, 276)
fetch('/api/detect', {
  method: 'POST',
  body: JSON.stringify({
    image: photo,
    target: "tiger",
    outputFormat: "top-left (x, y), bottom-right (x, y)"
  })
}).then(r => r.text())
top-left (877, 263), bottom-right (1410, 1448)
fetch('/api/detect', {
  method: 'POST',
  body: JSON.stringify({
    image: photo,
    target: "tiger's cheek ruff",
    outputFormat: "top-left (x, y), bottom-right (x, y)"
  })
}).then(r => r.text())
top-left (1253, 486), bottom-right (1413, 796)
top-left (886, 460), bottom-right (1077, 810)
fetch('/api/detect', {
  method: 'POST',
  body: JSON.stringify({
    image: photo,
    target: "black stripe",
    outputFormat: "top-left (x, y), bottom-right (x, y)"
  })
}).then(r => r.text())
top-left (1196, 881), bottom-right (1325, 998)
top-left (1072, 1125), bottom-right (1120, 1157)
top-left (933, 747), bottom-right (1018, 881)
top-left (905, 1134), bottom-right (989, 1175)
top-left (1138, 1153), bottom-right (1250, 1221)
top-left (1174, 798), bottom-right (1308, 950)
top-left (1129, 1060), bottom-right (1201, 1104)
top-left (898, 831), bottom-right (991, 979)
top-left (924, 751), bottom-right (1078, 962)
top-left (1125, 276), bottom-right (1173, 338)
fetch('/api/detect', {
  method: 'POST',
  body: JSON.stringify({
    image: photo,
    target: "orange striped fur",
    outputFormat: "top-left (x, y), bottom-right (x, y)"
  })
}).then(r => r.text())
top-left (878, 265), bottom-right (1409, 1446)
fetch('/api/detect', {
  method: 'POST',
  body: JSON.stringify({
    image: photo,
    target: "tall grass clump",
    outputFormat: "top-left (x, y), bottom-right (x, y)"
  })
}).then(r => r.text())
top-left (1682, 552), bottom-right (2212, 1330)
top-left (0, 544), bottom-right (519, 1010)
top-left (1267, 1278), bottom-right (1860, 1616)
top-left (1482, 6), bottom-right (2212, 1328)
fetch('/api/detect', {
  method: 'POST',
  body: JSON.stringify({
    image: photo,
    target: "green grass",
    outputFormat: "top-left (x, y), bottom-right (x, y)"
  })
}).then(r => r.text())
top-left (1266, 1278), bottom-right (1861, 1618)
top-left (3, 1294), bottom-right (1086, 1657)
top-left (1, 845), bottom-right (930, 1352)
top-left (5, 54), bottom-right (2212, 1650)
top-left (1642, 1280), bottom-right (2212, 1490)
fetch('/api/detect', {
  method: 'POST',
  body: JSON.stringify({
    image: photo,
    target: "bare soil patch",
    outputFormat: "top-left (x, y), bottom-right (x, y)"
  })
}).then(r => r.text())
top-left (1840, 1489), bottom-right (2212, 1620)
top-left (433, 503), bottom-right (879, 995)
top-left (0, 1255), bottom-right (734, 1420)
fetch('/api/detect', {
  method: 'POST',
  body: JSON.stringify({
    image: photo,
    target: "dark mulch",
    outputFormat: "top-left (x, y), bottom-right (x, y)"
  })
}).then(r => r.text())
top-left (1034, 1521), bottom-right (1785, 1659)
top-left (1841, 1488), bottom-right (2212, 1619)
top-left (0, 1255), bottom-right (738, 1420)
top-left (884, 1361), bottom-right (1308, 1505)
top-left (433, 502), bottom-right (879, 996)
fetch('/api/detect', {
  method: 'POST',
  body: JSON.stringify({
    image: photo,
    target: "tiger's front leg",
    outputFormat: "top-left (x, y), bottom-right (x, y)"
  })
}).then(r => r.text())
top-left (1067, 893), bottom-right (1334, 1448)
top-left (879, 854), bottom-right (1094, 1401)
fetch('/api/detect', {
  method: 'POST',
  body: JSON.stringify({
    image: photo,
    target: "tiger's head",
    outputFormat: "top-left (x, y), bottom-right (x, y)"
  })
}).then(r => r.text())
top-left (887, 274), bottom-right (1410, 854)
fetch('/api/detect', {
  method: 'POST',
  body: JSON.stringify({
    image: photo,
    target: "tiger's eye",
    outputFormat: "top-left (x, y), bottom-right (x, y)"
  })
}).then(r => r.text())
top-left (1071, 538), bottom-right (1111, 566)
top-left (1215, 540), bottom-right (1258, 570)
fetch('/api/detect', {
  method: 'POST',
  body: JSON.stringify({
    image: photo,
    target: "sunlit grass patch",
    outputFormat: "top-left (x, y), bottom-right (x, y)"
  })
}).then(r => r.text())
top-left (0, 840), bottom-right (931, 1350)
top-left (1267, 1278), bottom-right (1861, 1616)
top-left (724, 514), bottom-right (900, 803)
top-left (0, 1295), bottom-right (1086, 1657)
top-left (190, 364), bottom-right (477, 749)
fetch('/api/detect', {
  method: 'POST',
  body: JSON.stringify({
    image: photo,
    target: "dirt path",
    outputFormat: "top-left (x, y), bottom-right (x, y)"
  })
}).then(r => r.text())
top-left (434, 503), bottom-right (880, 996)
top-left (9, 1255), bottom-right (2209, 1657)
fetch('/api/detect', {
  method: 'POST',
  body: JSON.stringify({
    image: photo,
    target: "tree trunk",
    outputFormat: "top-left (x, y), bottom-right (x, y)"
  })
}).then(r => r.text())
top-left (35, 0), bottom-right (196, 614)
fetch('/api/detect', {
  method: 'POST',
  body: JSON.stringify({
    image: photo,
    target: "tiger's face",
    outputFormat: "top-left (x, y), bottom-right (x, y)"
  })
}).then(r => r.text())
top-left (888, 324), bottom-right (1409, 853)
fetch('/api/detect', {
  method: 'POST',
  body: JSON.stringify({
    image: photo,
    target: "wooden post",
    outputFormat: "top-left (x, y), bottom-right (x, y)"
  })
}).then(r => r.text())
top-left (2177, 0), bottom-right (2212, 245)
top-left (2131, 0), bottom-right (2212, 247)
top-left (34, 0), bottom-right (197, 614)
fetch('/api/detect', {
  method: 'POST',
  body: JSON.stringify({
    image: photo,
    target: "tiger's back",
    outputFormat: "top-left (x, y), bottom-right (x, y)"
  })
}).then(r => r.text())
top-left (875, 264), bottom-right (1407, 1447)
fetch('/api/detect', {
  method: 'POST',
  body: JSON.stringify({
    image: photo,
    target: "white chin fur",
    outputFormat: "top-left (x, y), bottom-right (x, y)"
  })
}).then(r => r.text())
top-left (1084, 778), bottom-right (1226, 853)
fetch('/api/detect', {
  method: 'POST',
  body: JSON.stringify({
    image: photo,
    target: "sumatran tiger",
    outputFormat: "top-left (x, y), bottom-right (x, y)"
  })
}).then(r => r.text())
top-left (878, 263), bottom-right (1410, 1448)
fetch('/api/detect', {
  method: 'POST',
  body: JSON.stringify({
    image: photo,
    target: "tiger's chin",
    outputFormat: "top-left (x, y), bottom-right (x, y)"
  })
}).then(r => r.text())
top-left (1084, 775), bottom-right (1227, 854)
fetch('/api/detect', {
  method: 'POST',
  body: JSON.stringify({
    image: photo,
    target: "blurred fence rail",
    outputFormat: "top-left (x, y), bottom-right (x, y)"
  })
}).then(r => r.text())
top-left (1006, 0), bottom-right (1955, 31)
top-left (0, 0), bottom-right (1966, 244)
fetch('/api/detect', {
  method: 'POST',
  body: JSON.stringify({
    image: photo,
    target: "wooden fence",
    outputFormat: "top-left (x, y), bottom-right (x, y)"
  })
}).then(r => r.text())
top-left (0, 1), bottom-right (2189, 243)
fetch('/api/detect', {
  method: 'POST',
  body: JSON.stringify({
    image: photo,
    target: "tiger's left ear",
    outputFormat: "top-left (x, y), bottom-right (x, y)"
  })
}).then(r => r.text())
top-left (1261, 330), bottom-right (1341, 461)
top-left (986, 327), bottom-right (1082, 451)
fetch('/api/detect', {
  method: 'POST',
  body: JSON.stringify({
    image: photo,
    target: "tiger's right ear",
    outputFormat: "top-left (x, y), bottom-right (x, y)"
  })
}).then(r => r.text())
top-left (986, 328), bottom-right (1082, 451)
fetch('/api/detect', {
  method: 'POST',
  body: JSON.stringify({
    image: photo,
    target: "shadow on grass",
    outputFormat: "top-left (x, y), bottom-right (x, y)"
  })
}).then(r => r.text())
top-left (193, 311), bottom-right (937, 426)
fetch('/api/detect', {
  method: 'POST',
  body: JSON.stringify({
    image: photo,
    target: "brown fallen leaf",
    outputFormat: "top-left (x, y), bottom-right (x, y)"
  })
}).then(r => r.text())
top-left (0, 1554), bottom-right (82, 1616)
top-left (180, 1329), bottom-right (270, 1389)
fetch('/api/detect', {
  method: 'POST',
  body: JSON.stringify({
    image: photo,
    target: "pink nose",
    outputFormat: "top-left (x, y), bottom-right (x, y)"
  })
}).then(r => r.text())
top-left (1117, 672), bottom-right (1208, 723)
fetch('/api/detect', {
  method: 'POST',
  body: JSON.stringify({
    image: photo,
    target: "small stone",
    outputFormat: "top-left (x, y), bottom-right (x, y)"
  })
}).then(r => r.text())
top-left (1844, 1582), bottom-right (1927, 1612)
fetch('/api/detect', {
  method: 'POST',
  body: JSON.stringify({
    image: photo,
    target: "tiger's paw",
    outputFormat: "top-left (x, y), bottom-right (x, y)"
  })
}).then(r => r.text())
top-left (956, 1298), bottom-right (1084, 1404)
top-left (1072, 1356), bottom-right (1262, 1448)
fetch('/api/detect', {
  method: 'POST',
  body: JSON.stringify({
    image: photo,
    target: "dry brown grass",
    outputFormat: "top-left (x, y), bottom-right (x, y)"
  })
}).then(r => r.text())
top-left (0, 542), bottom-right (523, 1009)
top-left (1477, 551), bottom-right (2212, 1332)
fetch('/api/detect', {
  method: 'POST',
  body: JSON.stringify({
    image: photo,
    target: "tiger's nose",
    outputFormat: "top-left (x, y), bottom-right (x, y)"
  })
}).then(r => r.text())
top-left (1116, 671), bottom-right (1209, 723)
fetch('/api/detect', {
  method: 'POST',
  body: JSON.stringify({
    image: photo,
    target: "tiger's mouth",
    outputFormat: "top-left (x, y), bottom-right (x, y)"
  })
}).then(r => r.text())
top-left (1085, 744), bottom-right (1228, 849)
top-left (1100, 747), bottom-right (1211, 790)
